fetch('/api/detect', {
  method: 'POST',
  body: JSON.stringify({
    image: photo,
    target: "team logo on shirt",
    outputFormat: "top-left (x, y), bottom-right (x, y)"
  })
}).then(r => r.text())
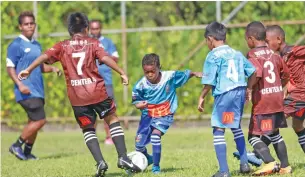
top-left (136, 134), bottom-right (142, 142)
top-left (24, 48), bottom-right (31, 53)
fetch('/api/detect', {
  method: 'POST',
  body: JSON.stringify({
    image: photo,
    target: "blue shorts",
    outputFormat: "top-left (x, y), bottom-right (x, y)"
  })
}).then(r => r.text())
top-left (135, 114), bottom-right (173, 148)
top-left (211, 87), bottom-right (246, 129)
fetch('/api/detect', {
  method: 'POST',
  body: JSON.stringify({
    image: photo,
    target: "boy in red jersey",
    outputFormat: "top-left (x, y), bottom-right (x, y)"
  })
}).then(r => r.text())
top-left (245, 21), bottom-right (291, 175)
top-left (18, 12), bottom-right (141, 177)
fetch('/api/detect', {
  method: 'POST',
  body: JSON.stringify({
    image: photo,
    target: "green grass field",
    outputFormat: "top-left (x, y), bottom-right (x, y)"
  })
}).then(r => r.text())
top-left (2, 128), bottom-right (305, 177)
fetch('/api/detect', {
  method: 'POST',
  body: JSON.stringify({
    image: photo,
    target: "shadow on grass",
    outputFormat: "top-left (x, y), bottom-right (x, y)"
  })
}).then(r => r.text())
top-left (294, 162), bottom-right (305, 170)
top-left (40, 152), bottom-right (78, 160)
top-left (91, 172), bottom-right (124, 177)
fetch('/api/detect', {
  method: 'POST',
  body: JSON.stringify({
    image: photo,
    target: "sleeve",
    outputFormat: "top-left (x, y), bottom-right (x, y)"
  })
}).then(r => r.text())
top-left (248, 57), bottom-right (263, 78)
top-left (242, 55), bottom-right (256, 77)
top-left (95, 42), bottom-right (110, 63)
top-left (279, 58), bottom-right (290, 80)
top-left (201, 53), bottom-right (218, 86)
top-left (108, 40), bottom-right (119, 58)
top-left (174, 70), bottom-right (191, 88)
top-left (131, 82), bottom-right (145, 104)
top-left (44, 42), bottom-right (62, 64)
top-left (6, 42), bottom-right (20, 68)
top-left (292, 46), bottom-right (305, 60)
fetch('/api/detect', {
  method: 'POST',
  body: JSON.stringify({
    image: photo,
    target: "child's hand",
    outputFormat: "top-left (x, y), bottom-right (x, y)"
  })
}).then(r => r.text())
top-left (191, 72), bottom-right (203, 78)
top-left (197, 97), bottom-right (205, 112)
top-left (120, 74), bottom-right (129, 85)
top-left (246, 88), bottom-right (252, 102)
top-left (135, 101), bottom-right (148, 110)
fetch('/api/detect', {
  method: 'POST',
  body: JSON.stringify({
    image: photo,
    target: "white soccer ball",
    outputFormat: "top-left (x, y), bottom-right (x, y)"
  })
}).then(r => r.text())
top-left (127, 151), bottom-right (148, 172)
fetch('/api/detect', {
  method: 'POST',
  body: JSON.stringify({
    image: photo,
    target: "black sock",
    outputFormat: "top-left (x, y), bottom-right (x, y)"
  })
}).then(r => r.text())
top-left (109, 122), bottom-right (127, 158)
top-left (24, 143), bottom-right (33, 155)
top-left (83, 128), bottom-right (104, 163)
top-left (14, 136), bottom-right (25, 147)
top-left (296, 128), bottom-right (305, 153)
top-left (261, 135), bottom-right (272, 147)
top-left (270, 130), bottom-right (289, 168)
top-left (248, 134), bottom-right (275, 163)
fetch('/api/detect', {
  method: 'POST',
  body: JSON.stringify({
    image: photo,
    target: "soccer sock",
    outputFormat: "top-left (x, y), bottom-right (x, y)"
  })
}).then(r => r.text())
top-left (270, 130), bottom-right (289, 168)
top-left (248, 134), bottom-right (275, 163)
top-left (151, 134), bottom-right (161, 167)
top-left (213, 128), bottom-right (229, 173)
top-left (136, 146), bottom-right (149, 157)
top-left (261, 135), bottom-right (272, 147)
top-left (24, 143), bottom-right (33, 155)
top-left (83, 128), bottom-right (104, 163)
top-left (14, 136), bottom-right (25, 147)
top-left (109, 122), bottom-right (127, 158)
top-left (296, 128), bottom-right (305, 153)
top-left (231, 128), bottom-right (247, 164)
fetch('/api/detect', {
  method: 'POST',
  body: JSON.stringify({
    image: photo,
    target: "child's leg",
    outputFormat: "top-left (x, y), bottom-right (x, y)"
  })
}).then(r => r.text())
top-left (151, 129), bottom-right (162, 167)
top-left (135, 128), bottom-right (152, 157)
top-left (213, 127), bottom-right (229, 173)
top-left (269, 130), bottom-right (289, 168)
top-left (231, 128), bottom-right (247, 164)
top-left (248, 133), bottom-right (275, 163)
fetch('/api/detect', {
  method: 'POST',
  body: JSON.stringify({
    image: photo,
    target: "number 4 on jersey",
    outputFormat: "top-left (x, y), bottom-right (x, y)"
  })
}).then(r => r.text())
top-left (72, 52), bottom-right (86, 75)
top-left (227, 60), bottom-right (238, 82)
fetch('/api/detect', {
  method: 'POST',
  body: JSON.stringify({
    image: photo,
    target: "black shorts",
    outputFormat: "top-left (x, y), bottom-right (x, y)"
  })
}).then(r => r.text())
top-left (249, 112), bottom-right (288, 136)
top-left (72, 97), bottom-right (116, 128)
top-left (18, 98), bottom-right (46, 121)
top-left (284, 95), bottom-right (305, 121)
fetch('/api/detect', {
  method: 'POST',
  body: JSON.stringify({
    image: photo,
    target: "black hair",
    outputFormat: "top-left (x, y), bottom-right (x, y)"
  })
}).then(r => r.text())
top-left (142, 53), bottom-right (161, 68)
top-left (67, 12), bottom-right (89, 36)
top-left (246, 21), bottom-right (266, 41)
top-left (18, 11), bottom-right (35, 25)
top-left (266, 25), bottom-right (285, 39)
top-left (90, 19), bottom-right (102, 25)
top-left (204, 21), bottom-right (227, 41)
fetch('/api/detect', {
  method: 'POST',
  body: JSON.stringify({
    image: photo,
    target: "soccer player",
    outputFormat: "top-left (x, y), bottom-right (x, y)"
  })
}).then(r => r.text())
top-left (265, 25), bottom-right (305, 155)
top-left (198, 21), bottom-right (255, 177)
top-left (245, 21), bottom-right (291, 175)
top-left (132, 53), bottom-right (202, 174)
top-left (6, 11), bottom-right (61, 161)
top-left (18, 12), bottom-right (141, 177)
top-left (90, 19), bottom-right (119, 145)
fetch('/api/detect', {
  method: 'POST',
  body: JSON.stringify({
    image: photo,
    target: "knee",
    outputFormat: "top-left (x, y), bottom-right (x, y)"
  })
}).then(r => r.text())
top-left (292, 123), bottom-right (304, 133)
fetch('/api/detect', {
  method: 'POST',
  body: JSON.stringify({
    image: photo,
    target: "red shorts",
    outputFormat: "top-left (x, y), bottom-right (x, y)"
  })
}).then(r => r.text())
top-left (249, 112), bottom-right (287, 135)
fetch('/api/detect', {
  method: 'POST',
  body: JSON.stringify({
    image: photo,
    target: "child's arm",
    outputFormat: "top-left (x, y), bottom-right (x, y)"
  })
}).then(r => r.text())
top-left (132, 81), bottom-right (147, 110)
top-left (134, 101), bottom-right (148, 110)
top-left (198, 85), bottom-right (212, 112)
top-left (190, 72), bottom-right (203, 78)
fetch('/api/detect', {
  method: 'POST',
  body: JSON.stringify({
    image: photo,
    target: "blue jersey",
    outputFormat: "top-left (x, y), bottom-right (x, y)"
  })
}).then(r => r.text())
top-left (132, 70), bottom-right (191, 117)
top-left (201, 45), bottom-right (255, 96)
top-left (95, 36), bottom-right (119, 85)
top-left (6, 35), bottom-right (44, 102)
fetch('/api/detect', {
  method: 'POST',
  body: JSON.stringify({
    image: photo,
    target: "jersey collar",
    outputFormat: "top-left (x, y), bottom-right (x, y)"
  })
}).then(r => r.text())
top-left (99, 36), bottom-right (105, 41)
top-left (212, 45), bottom-right (229, 51)
top-left (19, 34), bottom-right (35, 43)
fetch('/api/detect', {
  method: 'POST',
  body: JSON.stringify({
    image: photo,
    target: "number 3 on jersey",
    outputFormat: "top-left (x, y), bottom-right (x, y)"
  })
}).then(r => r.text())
top-left (264, 61), bottom-right (276, 83)
top-left (226, 60), bottom-right (238, 82)
top-left (72, 52), bottom-right (86, 75)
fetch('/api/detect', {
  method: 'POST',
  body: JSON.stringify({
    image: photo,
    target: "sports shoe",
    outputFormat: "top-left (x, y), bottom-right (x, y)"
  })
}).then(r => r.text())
top-left (25, 154), bottom-right (39, 160)
top-left (152, 165), bottom-right (161, 174)
top-left (104, 137), bottom-right (114, 145)
top-left (279, 166), bottom-right (292, 174)
top-left (146, 154), bottom-right (153, 166)
top-left (9, 145), bottom-right (27, 160)
top-left (212, 171), bottom-right (231, 177)
top-left (240, 163), bottom-right (251, 174)
top-left (117, 156), bottom-right (141, 173)
top-left (252, 161), bottom-right (280, 176)
top-left (233, 151), bottom-right (262, 167)
top-left (95, 161), bottom-right (108, 177)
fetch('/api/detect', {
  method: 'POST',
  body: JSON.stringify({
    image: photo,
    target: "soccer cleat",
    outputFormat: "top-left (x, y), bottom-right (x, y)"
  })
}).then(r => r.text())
top-left (212, 171), bottom-right (231, 177)
top-left (240, 163), bottom-right (251, 174)
top-left (146, 154), bottom-right (153, 166)
top-left (278, 166), bottom-right (292, 174)
top-left (25, 154), bottom-right (39, 160)
top-left (9, 145), bottom-right (27, 160)
top-left (95, 161), bottom-right (108, 177)
top-left (233, 151), bottom-right (262, 167)
top-left (252, 161), bottom-right (280, 176)
top-left (117, 156), bottom-right (141, 173)
top-left (152, 165), bottom-right (161, 174)
top-left (104, 137), bottom-right (114, 145)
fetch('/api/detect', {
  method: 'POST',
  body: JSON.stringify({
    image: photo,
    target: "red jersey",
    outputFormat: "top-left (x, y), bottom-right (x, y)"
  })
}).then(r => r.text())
top-left (282, 46), bottom-right (305, 101)
top-left (247, 46), bottom-right (290, 115)
top-left (45, 35), bottom-right (109, 106)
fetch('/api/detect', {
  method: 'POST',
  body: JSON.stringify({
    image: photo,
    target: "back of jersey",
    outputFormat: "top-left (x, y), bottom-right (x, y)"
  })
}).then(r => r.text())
top-left (247, 46), bottom-right (289, 115)
top-left (45, 35), bottom-right (109, 106)
top-left (202, 45), bottom-right (255, 96)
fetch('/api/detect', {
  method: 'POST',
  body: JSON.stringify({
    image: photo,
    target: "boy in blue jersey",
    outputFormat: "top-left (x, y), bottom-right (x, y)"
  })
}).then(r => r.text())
top-left (132, 53), bottom-right (202, 174)
top-left (6, 11), bottom-right (61, 160)
top-left (197, 22), bottom-right (257, 177)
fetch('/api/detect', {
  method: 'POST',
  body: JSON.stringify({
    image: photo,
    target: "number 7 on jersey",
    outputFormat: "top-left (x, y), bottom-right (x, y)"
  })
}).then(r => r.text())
top-left (72, 52), bottom-right (86, 75)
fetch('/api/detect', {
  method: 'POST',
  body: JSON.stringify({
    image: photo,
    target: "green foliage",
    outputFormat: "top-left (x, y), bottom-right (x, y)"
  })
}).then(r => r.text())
top-left (2, 2), bottom-right (305, 124)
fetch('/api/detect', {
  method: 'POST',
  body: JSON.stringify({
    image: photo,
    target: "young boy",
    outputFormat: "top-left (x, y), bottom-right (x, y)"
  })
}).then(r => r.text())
top-left (18, 12), bottom-right (141, 177)
top-left (245, 21), bottom-right (291, 175)
top-left (198, 21), bottom-right (256, 177)
top-left (266, 25), bottom-right (305, 155)
top-left (132, 53), bottom-right (201, 174)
